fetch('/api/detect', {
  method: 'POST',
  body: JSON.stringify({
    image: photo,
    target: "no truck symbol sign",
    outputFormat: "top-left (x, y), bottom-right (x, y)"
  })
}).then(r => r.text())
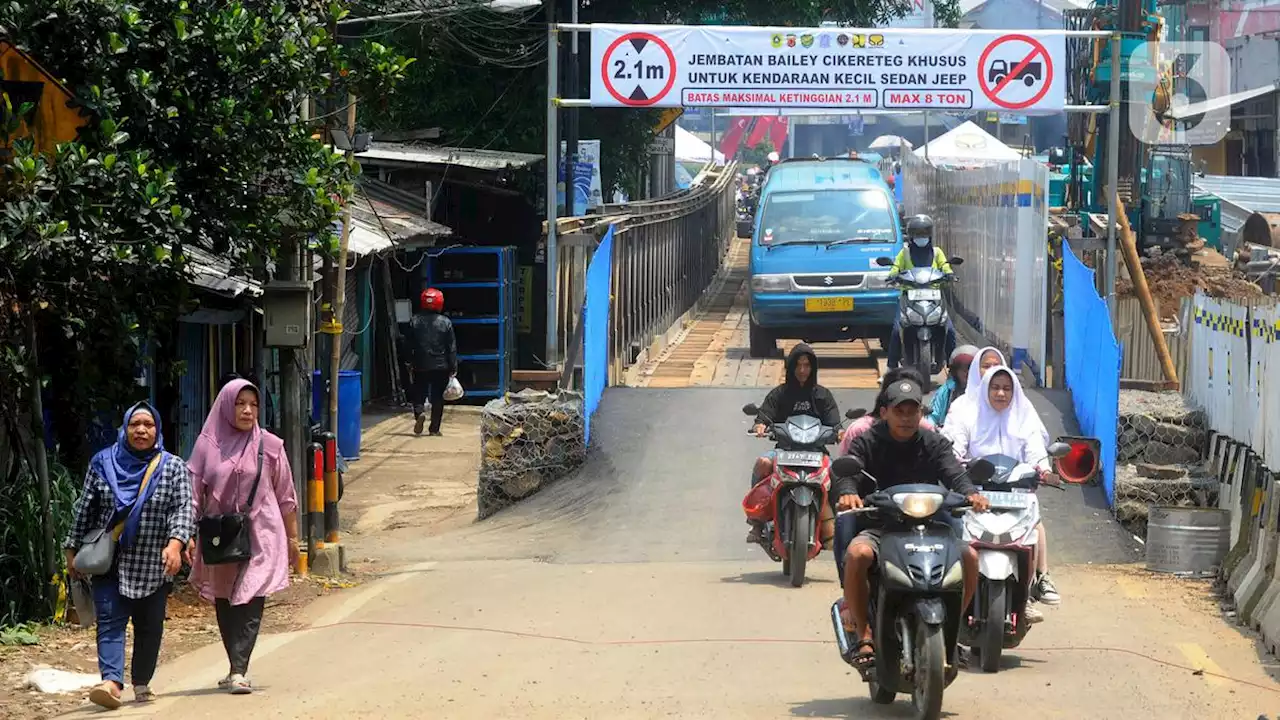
top-left (978, 34), bottom-right (1054, 111)
top-left (600, 32), bottom-right (677, 107)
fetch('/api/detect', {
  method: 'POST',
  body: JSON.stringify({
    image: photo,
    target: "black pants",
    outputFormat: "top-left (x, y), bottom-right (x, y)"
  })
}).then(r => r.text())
top-left (886, 317), bottom-right (958, 369)
top-left (92, 577), bottom-right (169, 687)
top-left (410, 369), bottom-right (450, 433)
top-left (215, 597), bottom-right (265, 676)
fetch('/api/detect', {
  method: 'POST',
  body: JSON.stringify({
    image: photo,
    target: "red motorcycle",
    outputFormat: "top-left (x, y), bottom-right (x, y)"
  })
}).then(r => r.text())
top-left (741, 403), bottom-right (844, 587)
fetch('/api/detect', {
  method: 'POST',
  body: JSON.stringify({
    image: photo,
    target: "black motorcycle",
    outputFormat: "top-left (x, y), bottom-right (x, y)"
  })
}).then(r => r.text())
top-left (828, 455), bottom-right (995, 720)
top-left (875, 256), bottom-right (963, 386)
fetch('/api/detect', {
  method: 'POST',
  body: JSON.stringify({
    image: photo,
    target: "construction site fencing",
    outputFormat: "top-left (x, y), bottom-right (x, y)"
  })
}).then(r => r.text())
top-left (1181, 292), bottom-right (1280, 649)
top-left (903, 152), bottom-right (1050, 385)
top-left (1061, 242), bottom-right (1120, 506)
top-left (553, 162), bottom-right (737, 386)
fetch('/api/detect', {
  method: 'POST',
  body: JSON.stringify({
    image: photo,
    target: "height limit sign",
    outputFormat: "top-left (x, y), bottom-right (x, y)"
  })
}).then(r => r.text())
top-left (600, 32), bottom-right (676, 107)
top-left (978, 34), bottom-right (1054, 111)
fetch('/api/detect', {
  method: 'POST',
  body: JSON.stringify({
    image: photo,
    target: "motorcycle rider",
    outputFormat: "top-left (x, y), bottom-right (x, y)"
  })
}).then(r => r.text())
top-left (885, 214), bottom-right (958, 370)
top-left (747, 343), bottom-right (842, 545)
top-left (943, 364), bottom-right (1061, 608)
top-left (928, 345), bottom-right (978, 427)
top-left (942, 346), bottom-right (1006, 427)
top-left (832, 366), bottom-right (934, 584)
top-left (833, 377), bottom-right (989, 670)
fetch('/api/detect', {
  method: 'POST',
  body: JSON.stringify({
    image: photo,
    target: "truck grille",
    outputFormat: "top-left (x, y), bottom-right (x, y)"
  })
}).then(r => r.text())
top-left (793, 274), bottom-right (864, 288)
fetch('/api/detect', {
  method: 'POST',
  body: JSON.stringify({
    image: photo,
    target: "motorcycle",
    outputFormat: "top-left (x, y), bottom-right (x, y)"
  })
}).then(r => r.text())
top-left (959, 443), bottom-right (1072, 673)
top-left (740, 403), bottom-right (842, 587)
top-left (828, 454), bottom-right (995, 720)
top-left (736, 190), bottom-right (758, 238)
top-left (875, 256), bottom-right (963, 385)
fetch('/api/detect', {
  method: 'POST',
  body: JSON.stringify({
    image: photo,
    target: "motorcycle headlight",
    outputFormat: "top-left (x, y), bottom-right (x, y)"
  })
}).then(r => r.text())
top-left (892, 492), bottom-right (944, 519)
top-left (906, 307), bottom-right (924, 324)
top-left (751, 275), bottom-right (790, 293)
top-left (926, 305), bottom-right (945, 324)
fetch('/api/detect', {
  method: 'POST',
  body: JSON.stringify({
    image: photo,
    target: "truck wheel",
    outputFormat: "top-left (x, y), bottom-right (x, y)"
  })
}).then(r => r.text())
top-left (749, 320), bottom-right (775, 358)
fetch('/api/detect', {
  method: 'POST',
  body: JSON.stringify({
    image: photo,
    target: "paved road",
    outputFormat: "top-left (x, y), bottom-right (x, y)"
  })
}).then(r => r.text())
top-left (73, 389), bottom-right (1279, 719)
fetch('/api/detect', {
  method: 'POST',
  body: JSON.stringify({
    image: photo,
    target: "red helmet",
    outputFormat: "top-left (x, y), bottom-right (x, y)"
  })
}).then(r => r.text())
top-left (420, 287), bottom-right (444, 312)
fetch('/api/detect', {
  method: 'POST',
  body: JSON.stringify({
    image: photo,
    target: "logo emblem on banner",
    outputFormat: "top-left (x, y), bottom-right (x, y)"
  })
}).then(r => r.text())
top-left (978, 34), bottom-right (1054, 110)
top-left (600, 32), bottom-right (677, 107)
top-left (771, 33), bottom-right (783, 48)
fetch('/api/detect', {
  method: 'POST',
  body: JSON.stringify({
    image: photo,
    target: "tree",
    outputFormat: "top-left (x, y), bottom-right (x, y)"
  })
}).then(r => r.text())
top-left (0, 0), bottom-right (411, 622)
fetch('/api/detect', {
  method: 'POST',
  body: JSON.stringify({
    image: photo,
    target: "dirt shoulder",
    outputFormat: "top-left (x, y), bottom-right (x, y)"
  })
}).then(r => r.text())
top-left (0, 405), bottom-right (480, 719)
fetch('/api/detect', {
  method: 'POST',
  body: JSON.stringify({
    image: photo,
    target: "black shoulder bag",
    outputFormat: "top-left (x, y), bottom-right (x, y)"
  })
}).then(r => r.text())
top-left (198, 441), bottom-right (264, 565)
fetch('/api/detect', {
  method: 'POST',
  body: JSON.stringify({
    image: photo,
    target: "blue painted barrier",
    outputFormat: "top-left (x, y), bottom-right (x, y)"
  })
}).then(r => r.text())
top-left (583, 225), bottom-right (614, 446)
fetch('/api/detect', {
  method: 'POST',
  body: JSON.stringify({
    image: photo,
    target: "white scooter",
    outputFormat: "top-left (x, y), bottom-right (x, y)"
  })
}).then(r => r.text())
top-left (958, 443), bottom-right (1070, 673)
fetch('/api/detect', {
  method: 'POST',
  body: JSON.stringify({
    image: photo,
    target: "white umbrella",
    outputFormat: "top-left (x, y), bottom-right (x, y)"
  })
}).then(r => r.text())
top-left (869, 134), bottom-right (913, 151)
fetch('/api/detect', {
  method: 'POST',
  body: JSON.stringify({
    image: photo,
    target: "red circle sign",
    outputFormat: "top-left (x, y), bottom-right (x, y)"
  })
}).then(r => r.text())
top-left (977, 34), bottom-right (1054, 111)
top-left (600, 32), bottom-right (677, 107)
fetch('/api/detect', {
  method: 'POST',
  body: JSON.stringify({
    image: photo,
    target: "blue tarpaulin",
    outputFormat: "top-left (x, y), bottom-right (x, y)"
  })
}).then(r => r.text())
top-left (583, 225), bottom-right (614, 445)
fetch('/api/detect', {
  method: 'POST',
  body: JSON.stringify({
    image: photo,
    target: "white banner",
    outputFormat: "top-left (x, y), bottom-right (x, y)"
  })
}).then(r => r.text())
top-left (588, 24), bottom-right (1067, 113)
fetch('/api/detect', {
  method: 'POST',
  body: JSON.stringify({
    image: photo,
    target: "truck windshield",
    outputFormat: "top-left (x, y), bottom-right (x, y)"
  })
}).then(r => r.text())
top-left (759, 189), bottom-right (896, 246)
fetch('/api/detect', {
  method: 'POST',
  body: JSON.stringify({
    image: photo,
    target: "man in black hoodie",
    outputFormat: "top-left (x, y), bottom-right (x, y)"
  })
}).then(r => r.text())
top-left (747, 343), bottom-right (842, 543)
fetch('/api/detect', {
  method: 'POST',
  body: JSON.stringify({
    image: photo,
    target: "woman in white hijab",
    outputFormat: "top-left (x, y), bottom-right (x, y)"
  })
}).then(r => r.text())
top-left (942, 365), bottom-right (1062, 610)
top-left (941, 346), bottom-right (1005, 427)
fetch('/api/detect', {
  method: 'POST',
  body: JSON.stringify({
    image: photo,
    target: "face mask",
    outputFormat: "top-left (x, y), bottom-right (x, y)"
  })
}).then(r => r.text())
top-left (912, 237), bottom-right (930, 248)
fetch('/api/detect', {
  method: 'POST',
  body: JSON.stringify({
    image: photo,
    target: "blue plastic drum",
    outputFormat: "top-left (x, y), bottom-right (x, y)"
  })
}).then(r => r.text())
top-left (336, 370), bottom-right (362, 461)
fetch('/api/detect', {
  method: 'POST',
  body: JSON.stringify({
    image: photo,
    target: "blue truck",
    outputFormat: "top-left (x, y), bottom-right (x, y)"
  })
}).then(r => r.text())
top-left (747, 157), bottom-right (904, 358)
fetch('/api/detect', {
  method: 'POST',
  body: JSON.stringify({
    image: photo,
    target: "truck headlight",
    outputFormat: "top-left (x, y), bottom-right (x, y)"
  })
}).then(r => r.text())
top-left (751, 275), bottom-right (790, 293)
top-left (863, 271), bottom-right (893, 289)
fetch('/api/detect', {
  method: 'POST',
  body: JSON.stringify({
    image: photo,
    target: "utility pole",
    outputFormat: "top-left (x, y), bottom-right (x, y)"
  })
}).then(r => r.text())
top-left (327, 93), bottom-right (357, 453)
top-left (563, 0), bottom-right (580, 217)
top-left (544, 5), bottom-right (561, 367)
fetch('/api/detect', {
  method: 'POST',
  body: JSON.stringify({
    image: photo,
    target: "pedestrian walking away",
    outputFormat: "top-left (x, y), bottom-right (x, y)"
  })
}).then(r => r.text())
top-left (186, 379), bottom-right (300, 696)
top-left (64, 402), bottom-right (194, 709)
top-left (407, 286), bottom-right (458, 436)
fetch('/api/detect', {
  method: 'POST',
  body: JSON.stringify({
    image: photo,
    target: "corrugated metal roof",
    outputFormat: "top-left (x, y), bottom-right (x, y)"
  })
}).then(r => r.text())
top-left (1193, 174), bottom-right (1280, 214)
top-left (356, 142), bottom-right (543, 171)
top-left (186, 247), bottom-right (260, 297)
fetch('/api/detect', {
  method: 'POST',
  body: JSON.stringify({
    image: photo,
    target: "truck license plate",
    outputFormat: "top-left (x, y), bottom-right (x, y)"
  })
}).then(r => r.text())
top-left (804, 296), bottom-right (854, 313)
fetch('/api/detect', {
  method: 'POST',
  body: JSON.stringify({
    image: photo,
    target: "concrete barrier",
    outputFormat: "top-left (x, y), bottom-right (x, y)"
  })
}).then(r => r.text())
top-left (1223, 444), bottom-right (1255, 581)
top-left (1240, 470), bottom-right (1276, 626)
top-left (1229, 453), bottom-right (1266, 609)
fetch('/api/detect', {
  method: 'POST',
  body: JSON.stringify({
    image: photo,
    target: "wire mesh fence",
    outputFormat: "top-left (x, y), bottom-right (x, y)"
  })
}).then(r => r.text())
top-left (1113, 389), bottom-right (1216, 537)
top-left (477, 388), bottom-right (586, 519)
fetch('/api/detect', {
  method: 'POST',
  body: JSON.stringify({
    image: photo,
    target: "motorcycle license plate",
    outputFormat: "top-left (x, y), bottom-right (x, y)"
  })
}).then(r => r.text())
top-left (776, 450), bottom-right (824, 467)
top-left (906, 288), bottom-right (942, 301)
top-left (981, 491), bottom-right (1031, 509)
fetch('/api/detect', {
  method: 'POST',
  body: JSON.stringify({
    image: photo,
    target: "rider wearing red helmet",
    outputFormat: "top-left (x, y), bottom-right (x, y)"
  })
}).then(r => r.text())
top-left (408, 288), bottom-right (457, 436)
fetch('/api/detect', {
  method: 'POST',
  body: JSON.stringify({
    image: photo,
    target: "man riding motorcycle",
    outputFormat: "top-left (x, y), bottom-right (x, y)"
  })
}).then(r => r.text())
top-left (748, 343), bottom-right (842, 545)
top-left (886, 214), bottom-right (959, 370)
top-left (833, 378), bottom-right (989, 670)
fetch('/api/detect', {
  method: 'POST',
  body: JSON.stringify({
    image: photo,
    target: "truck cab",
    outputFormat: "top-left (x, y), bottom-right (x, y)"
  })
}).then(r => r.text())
top-left (747, 157), bottom-right (903, 357)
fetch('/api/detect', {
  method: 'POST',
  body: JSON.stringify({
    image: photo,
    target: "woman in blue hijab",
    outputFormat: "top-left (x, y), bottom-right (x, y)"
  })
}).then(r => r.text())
top-left (64, 402), bottom-right (195, 708)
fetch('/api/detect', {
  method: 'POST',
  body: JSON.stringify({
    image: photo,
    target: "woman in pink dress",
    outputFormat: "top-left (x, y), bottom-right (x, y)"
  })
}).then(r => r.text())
top-left (186, 379), bottom-right (299, 695)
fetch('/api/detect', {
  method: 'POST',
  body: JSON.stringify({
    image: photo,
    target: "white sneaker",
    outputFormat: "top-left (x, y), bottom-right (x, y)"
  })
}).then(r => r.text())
top-left (1036, 572), bottom-right (1061, 606)
top-left (1024, 604), bottom-right (1045, 624)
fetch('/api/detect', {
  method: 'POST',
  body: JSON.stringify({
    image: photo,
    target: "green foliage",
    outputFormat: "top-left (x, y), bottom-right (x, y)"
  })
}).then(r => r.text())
top-left (0, 623), bottom-right (41, 646)
top-left (358, 0), bottom-right (919, 199)
top-left (0, 0), bottom-right (411, 622)
top-left (0, 460), bottom-right (77, 628)
top-left (934, 0), bottom-right (962, 28)
top-left (738, 140), bottom-right (777, 170)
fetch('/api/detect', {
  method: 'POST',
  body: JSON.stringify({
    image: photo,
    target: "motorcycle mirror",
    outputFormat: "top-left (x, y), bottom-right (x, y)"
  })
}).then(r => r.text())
top-left (845, 408), bottom-right (867, 420)
top-left (968, 458), bottom-right (997, 483)
top-left (1047, 441), bottom-right (1072, 458)
top-left (948, 257), bottom-right (965, 266)
top-left (831, 456), bottom-right (864, 478)
top-left (874, 256), bottom-right (894, 267)
top-left (742, 403), bottom-right (760, 416)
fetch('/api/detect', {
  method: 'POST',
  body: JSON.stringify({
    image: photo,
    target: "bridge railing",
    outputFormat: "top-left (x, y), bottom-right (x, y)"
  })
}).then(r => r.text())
top-left (551, 162), bottom-right (737, 385)
top-left (903, 152), bottom-right (1050, 386)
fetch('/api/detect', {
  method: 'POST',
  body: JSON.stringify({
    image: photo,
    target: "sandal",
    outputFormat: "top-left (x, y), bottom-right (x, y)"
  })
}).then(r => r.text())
top-left (851, 639), bottom-right (877, 679)
top-left (228, 674), bottom-right (253, 695)
top-left (133, 685), bottom-right (156, 702)
top-left (89, 682), bottom-right (123, 710)
top-left (217, 674), bottom-right (233, 689)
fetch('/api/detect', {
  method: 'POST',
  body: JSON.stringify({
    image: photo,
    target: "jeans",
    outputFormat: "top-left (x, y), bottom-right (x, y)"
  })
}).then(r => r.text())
top-left (215, 596), bottom-right (266, 676)
top-left (410, 369), bottom-right (451, 434)
top-left (92, 577), bottom-right (169, 687)
top-left (886, 316), bottom-right (957, 370)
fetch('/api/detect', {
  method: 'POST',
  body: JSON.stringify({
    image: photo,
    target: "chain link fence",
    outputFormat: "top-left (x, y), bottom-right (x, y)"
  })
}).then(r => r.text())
top-left (1113, 389), bottom-right (1216, 537)
top-left (477, 389), bottom-right (586, 519)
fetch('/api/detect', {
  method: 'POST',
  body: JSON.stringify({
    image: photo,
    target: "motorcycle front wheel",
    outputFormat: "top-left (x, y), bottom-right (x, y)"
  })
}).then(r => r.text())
top-left (911, 620), bottom-right (945, 720)
top-left (788, 505), bottom-right (811, 587)
top-left (980, 581), bottom-right (1006, 673)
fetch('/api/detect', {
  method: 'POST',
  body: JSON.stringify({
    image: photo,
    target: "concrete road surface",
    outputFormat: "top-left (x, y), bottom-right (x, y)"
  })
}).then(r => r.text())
top-left (64, 389), bottom-right (1280, 719)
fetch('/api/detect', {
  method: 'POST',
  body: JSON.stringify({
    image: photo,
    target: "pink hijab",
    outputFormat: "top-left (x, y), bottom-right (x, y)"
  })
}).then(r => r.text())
top-left (189, 379), bottom-right (294, 604)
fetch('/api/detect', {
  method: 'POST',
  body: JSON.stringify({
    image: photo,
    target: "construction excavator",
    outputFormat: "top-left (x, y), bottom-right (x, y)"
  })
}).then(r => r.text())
top-left (1058, 0), bottom-right (1221, 252)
